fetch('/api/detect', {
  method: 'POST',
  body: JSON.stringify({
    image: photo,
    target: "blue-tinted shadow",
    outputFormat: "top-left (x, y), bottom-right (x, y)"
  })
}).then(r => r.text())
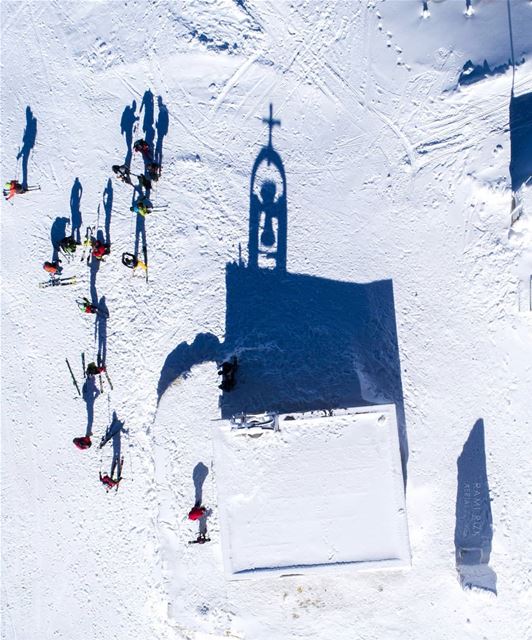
top-left (510, 92), bottom-right (532, 191)
top-left (70, 178), bottom-right (83, 244)
top-left (121, 100), bottom-right (138, 167)
top-left (17, 106), bottom-right (37, 189)
top-left (155, 96), bottom-right (169, 167)
top-left (158, 105), bottom-right (408, 480)
top-left (141, 89), bottom-right (155, 154)
top-left (455, 419), bottom-right (497, 594)
top-left (50, 216), bottom-right (69, 262)
top-left (95, 295), bottom-right (108, 367)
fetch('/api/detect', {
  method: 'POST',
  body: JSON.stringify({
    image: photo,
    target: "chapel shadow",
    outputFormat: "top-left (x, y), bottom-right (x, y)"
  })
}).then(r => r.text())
top-left (70, 178), bottom-right (83, 244)
top-left (17, 106), bottom-right (37, 189)
top-left (158, 104), bottom-right (408, 479)
top-left (454, 418), bottom-right (497, 594)
top-left (510, 91), bottom-right (532, 191)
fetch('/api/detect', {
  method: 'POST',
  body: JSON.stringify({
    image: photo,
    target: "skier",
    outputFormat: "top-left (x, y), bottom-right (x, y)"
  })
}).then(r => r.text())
top-left (91, 239), bottom-right (110, 260)
top-left (43, 260), bottom-right (62, 276)
top-left (188, 532), bottom-right (211, 545)
top-left (3, 180), bottom-right (27, 200)
top-left (188, 506), bottom-right (207, 521)
top-left (59, 236), bottom-right (78, 255)
top-left (99, 471), bottom-right (121, 491)
top-left (130, 197), bottom-right (151, 217)
top-left (73, 436), bottom-right (92, 450)
top-left (133, 139), bottom-right (150, 157)
top-left (218, 356), bottom-right (238, 392)
top-left (77, 297), bottom-right (98, 314)
top-left (112, 164), bottom-right (132, 185)
top-left (86, 362), bottom-right (106, 377)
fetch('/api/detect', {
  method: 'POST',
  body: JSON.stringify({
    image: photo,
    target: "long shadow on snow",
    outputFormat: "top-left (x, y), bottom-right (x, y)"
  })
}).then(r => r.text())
top-left (121, 99), bottom-right (139, 168)
top-left (95, 295), bottom-right (108, 368)
top-left (158, 104), bottom-right (408, 480)
top-left (155, 96), bottom-right (169, 167)
top-left (50, 216), bottom-right (69, 262)
top-left (455, 418), bottom-right (497, 594)
top-left (510, 91), bottom-right (532, 191)
top-left (17, 106), bottom-right (37, 189)
top-left (70, 178), bottom-right (83, 244)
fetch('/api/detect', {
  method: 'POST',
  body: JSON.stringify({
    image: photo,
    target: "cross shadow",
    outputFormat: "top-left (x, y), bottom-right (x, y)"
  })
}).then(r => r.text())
top-left (510, 91), bottom-right (532, 191)
top-left (17, 106), bottom-right (37, 189)
top-left (140, 89), bottom-right (155, 158)
top-left (103, 178), bottom-right (113, 246)
top-left (157, 104), bottom-right (408, 482)
top-left (95, 295), bottom-right (108, 367)
top-left (455, 419), bottom-right (497, 594)
top-left (50, 216), bottom-right (70, 262)
top-left (155, 96), bottom-right (169, 167)
top-left (70, 178), bottom-right (83, 244)
top-left (121, 99), bottom-right (139, 167)
top-left (83, 375), bottom-right (100, 437)
top-left (193, 462), bottom-right (209, 507)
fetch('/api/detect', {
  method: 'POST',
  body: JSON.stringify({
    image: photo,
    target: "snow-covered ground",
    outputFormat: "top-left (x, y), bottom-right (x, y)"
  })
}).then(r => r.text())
top-left (2, 1), bottom-right (532, 639)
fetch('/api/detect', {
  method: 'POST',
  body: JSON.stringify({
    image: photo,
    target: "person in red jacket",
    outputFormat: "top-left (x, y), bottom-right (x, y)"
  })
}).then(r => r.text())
top-left (78, 297), bottom-right (98, 314)
top-left (91, 240), bottom-right (110, 260)
top-left (43, 260), bottom-right (62, 275)
top-left (99, 472), bottom-right (121, 491)
top-left (73, 436), bottom-right (92, 450)
top-left (188, 506), bottom-right (207, 521)
top-left (3, 180), bottom-right (26, 200)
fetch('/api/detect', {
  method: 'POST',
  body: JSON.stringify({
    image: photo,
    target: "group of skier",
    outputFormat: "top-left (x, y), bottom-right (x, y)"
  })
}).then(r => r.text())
top-left (5, 115), bottom-right (220, 540)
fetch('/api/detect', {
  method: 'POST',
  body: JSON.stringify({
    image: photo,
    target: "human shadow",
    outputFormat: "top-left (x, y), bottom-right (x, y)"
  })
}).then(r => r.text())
top-left (70, 178), bottom-right (83, 244)
top-left (95, 295), bottom-right (108, 367)
top-left (50, 216), bottom-right (70, 262)
top-left (193, 462), bottom-right (209, 508)
top-left (102, 412), bottom-right (127, 479)
top-left (510, 91), bottom-right (532, 191)
top-left (121, 99), bottom-right (139, 167)
top-left (140, 89), bottom-right (155, 156)
top-left (89, 231), bottom-right (104, 306)
top-left (83, 375), bottom-right (100, 437)
top-left (103, 178), bottom-right (113, 246)
top-left (157, 104), bottom-right (408, 481)
top-left (155, 96), bottom-right (169, 167)
top-left (455, 419), bottom-right (497, 594)
top-left (17, 106), bottom-right (37, 189)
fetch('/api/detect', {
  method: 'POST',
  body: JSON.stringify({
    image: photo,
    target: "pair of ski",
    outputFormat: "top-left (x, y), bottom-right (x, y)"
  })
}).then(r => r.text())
top-left (39, 275), bottom-right (77, 289)
top-left (65, 354), bottom-right (113, 397)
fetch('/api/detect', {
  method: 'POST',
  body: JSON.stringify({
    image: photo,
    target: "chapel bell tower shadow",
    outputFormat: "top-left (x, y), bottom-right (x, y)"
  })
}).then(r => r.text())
top-left (157, 104), bottom-right (408, 480)
top-left (249, 104), bottom-right (287, 271)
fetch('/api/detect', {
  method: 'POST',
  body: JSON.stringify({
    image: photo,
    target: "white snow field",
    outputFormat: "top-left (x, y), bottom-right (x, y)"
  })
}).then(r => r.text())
top-left (2, 1), bottom-right (532, 639)
top-left (213, 406), bottom-right (410, 578)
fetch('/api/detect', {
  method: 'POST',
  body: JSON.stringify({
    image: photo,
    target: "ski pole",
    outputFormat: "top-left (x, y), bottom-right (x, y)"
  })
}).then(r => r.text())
top-left (66, 358), bottom-right (81, 396)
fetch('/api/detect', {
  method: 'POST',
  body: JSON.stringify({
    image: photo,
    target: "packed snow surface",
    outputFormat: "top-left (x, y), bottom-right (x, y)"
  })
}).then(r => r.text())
top-left (214, 406), bottom-right (410, 578)
top-left (2, 1), bottom-right (532, 640)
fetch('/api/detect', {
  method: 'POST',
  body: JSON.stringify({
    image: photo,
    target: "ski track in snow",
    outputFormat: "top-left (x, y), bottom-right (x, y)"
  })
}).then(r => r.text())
top-left (2, 1), bottom-right (532, 639)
